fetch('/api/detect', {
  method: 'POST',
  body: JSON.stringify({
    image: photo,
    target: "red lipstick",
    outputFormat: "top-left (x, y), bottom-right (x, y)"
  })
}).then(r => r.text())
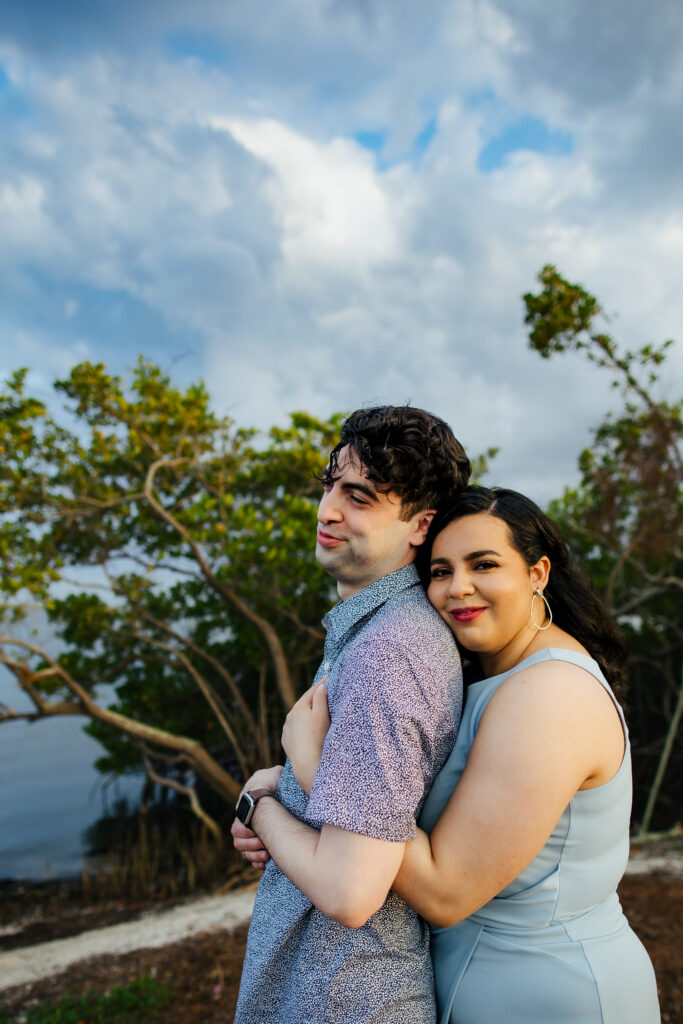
top-left (450, 607), bottom-right (486, 623)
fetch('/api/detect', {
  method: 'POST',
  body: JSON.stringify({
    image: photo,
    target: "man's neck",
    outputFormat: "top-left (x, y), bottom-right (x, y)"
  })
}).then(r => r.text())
top-left (336, 561), bottom-right (415, 601)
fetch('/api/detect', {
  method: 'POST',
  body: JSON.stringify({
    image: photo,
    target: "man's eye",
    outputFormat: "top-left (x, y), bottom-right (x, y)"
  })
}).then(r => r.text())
top-left (349, 494), bottom-right (368, 505)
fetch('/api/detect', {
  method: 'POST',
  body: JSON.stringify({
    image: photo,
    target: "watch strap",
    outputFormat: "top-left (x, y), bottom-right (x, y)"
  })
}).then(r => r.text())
top-left (247, 788), bottom-right (276, 802)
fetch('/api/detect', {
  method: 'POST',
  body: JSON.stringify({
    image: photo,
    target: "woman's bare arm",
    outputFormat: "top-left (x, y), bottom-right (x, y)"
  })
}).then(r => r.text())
top-left (392, 662), bottom-right (625, 927)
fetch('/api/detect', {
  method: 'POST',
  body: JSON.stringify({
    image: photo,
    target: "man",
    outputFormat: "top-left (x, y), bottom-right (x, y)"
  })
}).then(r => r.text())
top-left (232, 405), bottom-right (470, 1024)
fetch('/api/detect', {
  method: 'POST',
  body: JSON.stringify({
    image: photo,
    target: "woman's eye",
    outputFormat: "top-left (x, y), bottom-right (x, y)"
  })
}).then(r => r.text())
top-left (474, 560), bottom-right (498, 571)
top-left (430, 568), bottom-right (450, 579)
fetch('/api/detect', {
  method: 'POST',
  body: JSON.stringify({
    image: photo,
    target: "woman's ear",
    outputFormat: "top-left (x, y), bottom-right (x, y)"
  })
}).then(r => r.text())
top-left (530, 554), bottom-right (551, 591)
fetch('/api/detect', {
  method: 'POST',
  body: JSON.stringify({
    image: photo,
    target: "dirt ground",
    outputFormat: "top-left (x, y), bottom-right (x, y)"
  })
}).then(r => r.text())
top-left (1, 872), bottom-right (681, 1023)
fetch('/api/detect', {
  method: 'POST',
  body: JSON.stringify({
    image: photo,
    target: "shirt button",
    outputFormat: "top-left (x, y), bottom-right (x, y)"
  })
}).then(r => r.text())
top-left (323, 661), bottom-right (330, 673)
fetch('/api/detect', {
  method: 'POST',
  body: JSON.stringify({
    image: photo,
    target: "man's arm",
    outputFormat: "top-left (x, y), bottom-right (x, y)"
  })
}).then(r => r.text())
top-left (251, 796), bottom-right (405, 929)
top-left (234, 634), bottom-right (449, 922)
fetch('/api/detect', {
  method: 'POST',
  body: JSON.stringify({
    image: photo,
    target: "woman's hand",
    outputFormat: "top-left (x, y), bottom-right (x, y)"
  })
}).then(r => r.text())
top-left (231, 764), bottom-right (284, 870)
top-left (240, 764), bottom-right (284, 798)
top-left (282, 680), bottom-right (331, 795)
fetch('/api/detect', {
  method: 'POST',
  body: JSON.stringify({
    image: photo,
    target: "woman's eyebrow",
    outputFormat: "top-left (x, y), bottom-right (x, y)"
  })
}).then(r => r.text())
top-left (466, 549), bottom-right (501, 559)
top-left (430, 556), bottom-right (451, 566)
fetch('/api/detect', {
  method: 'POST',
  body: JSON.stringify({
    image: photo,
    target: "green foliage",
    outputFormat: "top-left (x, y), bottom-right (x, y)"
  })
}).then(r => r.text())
top-left (0, 358), bottom-right (341, 818)
top-left (525, 266), bottom-right (683, 830)
top-left (524, 264), bottom-right (675, 401)
top-left (469, 447), bottom-right (499, 484)
top-left (1, 975), bottom-right (174, 1024)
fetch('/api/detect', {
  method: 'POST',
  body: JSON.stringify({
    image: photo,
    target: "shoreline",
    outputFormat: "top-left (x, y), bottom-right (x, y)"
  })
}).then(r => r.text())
top-left (1, 836), bottom-right (682, 994)
top-left (0, 865), bottom-right (681, 1023)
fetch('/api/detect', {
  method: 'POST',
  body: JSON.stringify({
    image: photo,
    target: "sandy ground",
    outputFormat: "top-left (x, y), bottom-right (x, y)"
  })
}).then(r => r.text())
top-left (1, 845), bottom-right (681, 993)
top-left (0, 886), bottom-right (257, 990)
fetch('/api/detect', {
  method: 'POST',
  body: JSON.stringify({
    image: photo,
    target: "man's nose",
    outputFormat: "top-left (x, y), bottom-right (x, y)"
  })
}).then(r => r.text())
top-left (318, 488), bottom-right (343, 523)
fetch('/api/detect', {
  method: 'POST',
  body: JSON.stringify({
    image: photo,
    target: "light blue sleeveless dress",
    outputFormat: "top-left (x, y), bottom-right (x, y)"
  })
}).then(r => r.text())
top-left (419, 649), bottom-right (660, 1024)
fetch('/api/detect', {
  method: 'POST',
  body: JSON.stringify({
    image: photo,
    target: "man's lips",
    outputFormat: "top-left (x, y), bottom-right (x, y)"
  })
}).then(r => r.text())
top-left (449, 607), bottom-right (487, 623)
top-left (317, 531), bottom-right (344, 548)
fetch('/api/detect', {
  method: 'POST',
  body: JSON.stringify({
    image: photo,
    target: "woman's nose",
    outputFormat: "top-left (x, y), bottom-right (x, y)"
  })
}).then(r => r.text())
top-left (447, 569), bottom-right (474, 598)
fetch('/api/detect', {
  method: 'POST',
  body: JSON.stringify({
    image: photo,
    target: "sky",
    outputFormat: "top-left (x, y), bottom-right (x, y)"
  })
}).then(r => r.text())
top-left (1, 0), bottom-right (682, 505)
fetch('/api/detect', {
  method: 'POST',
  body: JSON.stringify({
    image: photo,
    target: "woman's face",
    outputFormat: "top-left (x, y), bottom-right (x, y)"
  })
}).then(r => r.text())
top-left (427, 512), bottom-right (549, 674)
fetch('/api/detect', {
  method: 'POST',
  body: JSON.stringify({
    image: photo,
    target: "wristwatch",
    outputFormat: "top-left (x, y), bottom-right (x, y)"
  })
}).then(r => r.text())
top-left (235, 787), bottom-right (276, 827)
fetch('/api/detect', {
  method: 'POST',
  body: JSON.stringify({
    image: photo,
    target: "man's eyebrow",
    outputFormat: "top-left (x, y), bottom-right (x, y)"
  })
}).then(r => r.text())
top-left (341, 480), bottom-right (380, 502)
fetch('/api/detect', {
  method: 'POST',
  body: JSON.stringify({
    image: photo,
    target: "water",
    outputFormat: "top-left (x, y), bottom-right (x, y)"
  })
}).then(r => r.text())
top-left (0, 674), bottom-right (143, 880)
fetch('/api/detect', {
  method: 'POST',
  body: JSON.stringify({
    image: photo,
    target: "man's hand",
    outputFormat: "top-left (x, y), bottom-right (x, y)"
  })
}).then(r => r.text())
top-left (231, 765), bottom-right (284, 869)
top-left (231, 817), bottom-right (271, 869)
top-left (282, 680), bottom-right (330, 794)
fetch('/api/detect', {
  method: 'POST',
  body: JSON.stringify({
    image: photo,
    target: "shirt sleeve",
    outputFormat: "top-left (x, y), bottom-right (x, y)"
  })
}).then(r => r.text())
top-left (305, 638), bottom-right (437, 842)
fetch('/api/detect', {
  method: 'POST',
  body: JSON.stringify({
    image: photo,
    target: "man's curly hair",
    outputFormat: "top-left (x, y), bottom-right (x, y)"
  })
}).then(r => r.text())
top-left (322, 406), bottom-right (471, 519)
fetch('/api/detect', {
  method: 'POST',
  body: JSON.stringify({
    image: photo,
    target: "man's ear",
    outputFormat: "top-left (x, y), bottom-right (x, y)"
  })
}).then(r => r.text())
top-left (410, 510), bottom-right (436, 548)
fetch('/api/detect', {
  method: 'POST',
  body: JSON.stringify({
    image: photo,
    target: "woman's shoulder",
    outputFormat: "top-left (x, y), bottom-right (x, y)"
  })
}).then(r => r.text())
top-left (502, 645), bottom-right (602, 687)
top-left (487, 648), bottom-right (617, 727)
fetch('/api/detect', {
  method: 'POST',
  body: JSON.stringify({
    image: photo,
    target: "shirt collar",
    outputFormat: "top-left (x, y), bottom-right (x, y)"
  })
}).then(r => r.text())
top-left (322, 563), bottom-right (421, 644)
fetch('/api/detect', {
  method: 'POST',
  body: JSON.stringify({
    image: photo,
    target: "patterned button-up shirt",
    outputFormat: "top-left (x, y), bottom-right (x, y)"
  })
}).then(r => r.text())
top-left (235, 564), bottom-right (462, 1024)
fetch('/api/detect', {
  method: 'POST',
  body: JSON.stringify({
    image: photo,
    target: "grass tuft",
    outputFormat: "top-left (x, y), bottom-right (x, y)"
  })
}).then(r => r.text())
top-left (1, 975), bottom-right (174, 1024)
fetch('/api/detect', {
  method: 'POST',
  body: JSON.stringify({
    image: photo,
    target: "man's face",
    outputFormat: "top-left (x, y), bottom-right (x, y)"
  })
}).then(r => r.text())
top-left (316, 446), bottom-right (433, 598)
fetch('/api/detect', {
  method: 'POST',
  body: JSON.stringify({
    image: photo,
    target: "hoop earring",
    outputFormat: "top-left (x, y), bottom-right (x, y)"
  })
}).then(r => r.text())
top-left (530, 587), bottom-right (553, 631)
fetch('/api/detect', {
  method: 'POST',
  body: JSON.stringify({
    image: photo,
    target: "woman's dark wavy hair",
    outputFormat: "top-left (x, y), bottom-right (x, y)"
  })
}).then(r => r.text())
top-left (419, 486), bottom-right (629, 694)
top-left (322, 406), bottom-right (471, 519)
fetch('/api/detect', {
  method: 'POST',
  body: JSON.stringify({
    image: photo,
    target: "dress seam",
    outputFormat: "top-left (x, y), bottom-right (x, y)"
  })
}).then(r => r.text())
top-left (550, 799), bottom-right (571, 921)
top-left (559, 919), bottom-right (606, 1024)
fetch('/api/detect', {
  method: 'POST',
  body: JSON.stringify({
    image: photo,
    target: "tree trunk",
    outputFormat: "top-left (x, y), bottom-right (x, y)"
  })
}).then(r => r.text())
top-left (635, 661), bottom-right (683, 838)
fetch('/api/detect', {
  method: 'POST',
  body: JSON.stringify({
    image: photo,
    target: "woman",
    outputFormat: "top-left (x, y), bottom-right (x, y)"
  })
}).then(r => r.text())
top-left (280, 486), bottom-right (660, 1023)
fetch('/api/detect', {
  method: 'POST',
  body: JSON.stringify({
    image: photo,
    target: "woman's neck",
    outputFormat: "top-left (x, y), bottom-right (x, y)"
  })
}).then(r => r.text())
top-left (479, 624), bottom-right (583, 678)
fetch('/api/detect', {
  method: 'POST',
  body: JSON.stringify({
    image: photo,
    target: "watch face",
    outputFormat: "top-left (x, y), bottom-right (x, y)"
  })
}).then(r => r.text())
top-left (236, 793), bottom-right (254, 825)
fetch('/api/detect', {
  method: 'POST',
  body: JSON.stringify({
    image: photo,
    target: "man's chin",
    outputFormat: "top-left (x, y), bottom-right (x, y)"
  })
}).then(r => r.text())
top-left (315, 544), bottom-right (341, 571)
top-left (316, 544), bottom-right (359, 585)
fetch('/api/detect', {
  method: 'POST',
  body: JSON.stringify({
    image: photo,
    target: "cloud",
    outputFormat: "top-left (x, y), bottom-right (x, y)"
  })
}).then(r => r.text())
top-left (214, 116), bottom-right (404, 287)
top-left (0, 0), bottom-right (680, 507)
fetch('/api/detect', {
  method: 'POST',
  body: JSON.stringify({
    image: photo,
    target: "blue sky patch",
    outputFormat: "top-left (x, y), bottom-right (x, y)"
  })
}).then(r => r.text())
top-left (165, 31), bottom-right (232, 70)
top-left (465, 86), bottom-right (497, 108)
top-left (413, 115), bottom-right (437, 160)
top-left (354, 128), bottom-right (389, 153)
top-left (478, 115), bottom-right (574, 172)
top-left (3, 269), bottom-right (201, 378)
top-left (353, 114), bottom-right (438, 171)
top-left (0, 66), bottom-right (31, 120)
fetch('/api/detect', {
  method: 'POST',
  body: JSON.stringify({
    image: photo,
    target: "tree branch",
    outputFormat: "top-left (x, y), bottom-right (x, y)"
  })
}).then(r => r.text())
top-left (126, 626), bottom-right (251, 782)
top-left (0, 637), bottom-right (242, 802)
top-left (140, 747), bottom-right (222, 842)
top-left (143, 458), bottom-right (296, 709)
top-left (0, 653), bottom-right (85, 717)
top-left (133, 605), bottom-right (259, 740)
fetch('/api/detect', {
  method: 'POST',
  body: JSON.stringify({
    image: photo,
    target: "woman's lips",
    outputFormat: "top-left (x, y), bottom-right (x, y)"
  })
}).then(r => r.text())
top-left (450, 607), bottom-right (487, 623)
top-left (317, 531), bottom-right (344, 548)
